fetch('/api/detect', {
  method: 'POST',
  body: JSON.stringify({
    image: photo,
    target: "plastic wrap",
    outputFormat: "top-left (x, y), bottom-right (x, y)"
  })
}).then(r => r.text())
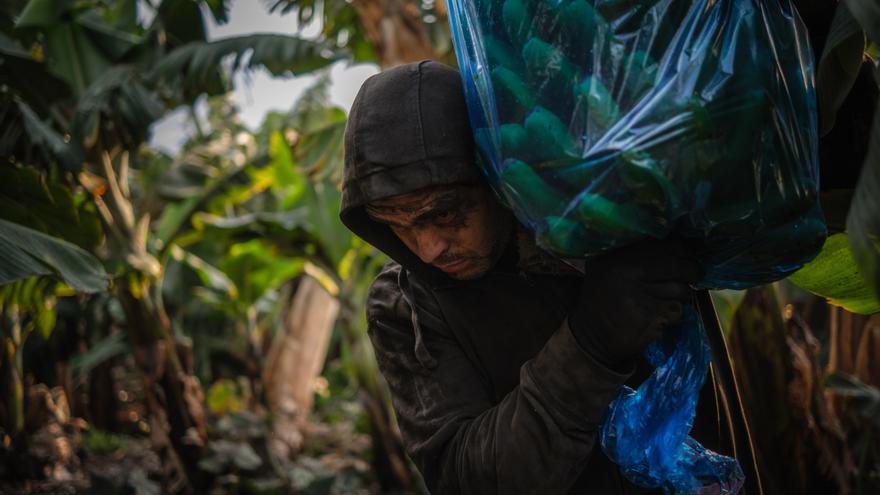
top-left (446, 0), bottom-right (826, 492)
top-left (601, 307), bottom-right (744, 493)
top-left (447, 0), bottom-right (825, 288)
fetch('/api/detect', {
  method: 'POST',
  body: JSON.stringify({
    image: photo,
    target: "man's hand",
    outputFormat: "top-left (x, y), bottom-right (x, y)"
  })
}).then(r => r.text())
top-left (569, 239), bottom-right (702, 369)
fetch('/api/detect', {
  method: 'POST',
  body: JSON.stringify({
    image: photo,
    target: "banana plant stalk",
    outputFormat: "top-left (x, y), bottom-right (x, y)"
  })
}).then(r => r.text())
top-left (90, 145), bottom-right (208, 492)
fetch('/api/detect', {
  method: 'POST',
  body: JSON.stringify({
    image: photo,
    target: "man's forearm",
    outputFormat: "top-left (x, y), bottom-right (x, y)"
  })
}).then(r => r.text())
top-left (425, 320), bottom-right (631, 494)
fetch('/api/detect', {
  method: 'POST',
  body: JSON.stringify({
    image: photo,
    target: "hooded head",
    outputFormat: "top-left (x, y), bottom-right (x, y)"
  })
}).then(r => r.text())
top-left (340, 60), bottom-right (512, 282)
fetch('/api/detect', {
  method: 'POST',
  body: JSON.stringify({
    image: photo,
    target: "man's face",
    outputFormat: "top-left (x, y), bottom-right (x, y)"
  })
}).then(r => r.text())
top-left (366, 184), bottom-right (513, 280)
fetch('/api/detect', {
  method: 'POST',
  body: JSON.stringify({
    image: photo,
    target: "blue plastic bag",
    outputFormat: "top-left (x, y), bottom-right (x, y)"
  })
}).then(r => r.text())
top-left (601, 307), bottom-right (744, 493)
top-left (446, 0), bottom-right (824, 284)
top-left (446, 0), bottom-right (826, 492)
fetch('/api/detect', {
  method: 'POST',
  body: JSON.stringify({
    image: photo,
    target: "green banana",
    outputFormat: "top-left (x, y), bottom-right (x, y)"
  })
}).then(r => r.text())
top-left (484, 34), bottom-right (524, 73)
top-left (559, 0), bottom-right (601, 54)
top-left (522, 37), bottom-right (579, 85)
top-left (502, 0), bottom-right (531, 46)
top-left (524, 106), bottom-right (579, 161)
top-left (499, 123), bottom-right (539, 162)
top-left (618, 149), bottom-right (677, 210)
top-left (574, 76), bottom-right (621, 132)
top-left (491, 66), bottom-right (536, 119)
top-left (543, 215), bottom-right (591, 256)
top-left (499, 159), bottom-right (568, 219)
top-left (574, 191), bottom-right (661, 238)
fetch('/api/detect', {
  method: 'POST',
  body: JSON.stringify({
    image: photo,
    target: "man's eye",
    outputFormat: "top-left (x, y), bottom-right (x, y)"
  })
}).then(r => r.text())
top-left (436, 210), bottom-right (455, 221)
top-left (432, 210), bottom-right (462, 226)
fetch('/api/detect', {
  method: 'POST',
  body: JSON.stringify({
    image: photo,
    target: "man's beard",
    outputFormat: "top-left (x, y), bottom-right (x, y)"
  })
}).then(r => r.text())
top-left (442, 219), bottom-right (514, 281)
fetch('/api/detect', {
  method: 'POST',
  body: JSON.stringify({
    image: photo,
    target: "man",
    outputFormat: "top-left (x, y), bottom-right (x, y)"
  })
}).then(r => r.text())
top-left (339, 60), bottom-right (721, 494)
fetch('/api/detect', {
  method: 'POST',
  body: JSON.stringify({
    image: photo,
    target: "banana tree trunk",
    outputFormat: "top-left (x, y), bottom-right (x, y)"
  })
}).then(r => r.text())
top-left (351, 0), bottom-right (435, 68)
top-left (118, 284), bottom-right (207, 494)
top-left (90, 147), bottom-right (208, 493)
top-left (0, 313), bottom-right (24, 437)
top-left (262, 275), bottom-right (340, 460)
top-left (827, 308), bottom-right (880, 386)
top-left (727, 286), bottom-right (853, 495)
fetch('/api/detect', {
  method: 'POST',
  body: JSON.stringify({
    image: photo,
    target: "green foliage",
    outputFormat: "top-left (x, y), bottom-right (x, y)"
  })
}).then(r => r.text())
top-left (3, 0), bottom-right (360, 180)
top-left (70, 331), bottom-right (129, 376)
top-left (0, 0), bottom-right (401, 490)
top-left (816, 3), bottom-right (864, 136)
top-left (220, 240), bottom-right (302, 307)
top-left (171, 245), bottom-right (238, 301)
top-left (1, 96), bottom-right (83, 170)
top-left (81, 429), bottom-right (130, 455)
top-left (148, 34), bottom-right (342, 97)
top-left (156, 0), bottom-right (209, 46)
top-left (0, 33), bottom-right (71, 112)
top-left (72, 65), bottom-right (165, 150)
top-left (0, 167), bottom-right (102, 249)
top-left (818, 0), bottom-right (880, 312)
top-left (846, 109), bottom-right (880, 314)
top-left (0, 277), bottom-right (58, 339)
top-left (843, 0), bottom-right (880, 43)
top-left (789, 233), bottom-right (880, 314)
top-left (269, 0), bottom-right (378, 64)
top-left (16, 0), bottom-right (141, 96)
top-left (266, 130), bottom-right (308, 206)
top-left (807, 0), bottom-right (880, 315)
top-left (295, 115), bottom-right (346, 181)
top-left (206, 378), bottom-right (246, 415)
top-left (0, 219), bottom-right (108, 292)
top-left (203, 0), bottom-right (230, 25)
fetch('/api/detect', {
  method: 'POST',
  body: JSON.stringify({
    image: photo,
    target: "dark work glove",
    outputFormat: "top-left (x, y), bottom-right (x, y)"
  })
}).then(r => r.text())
top-left (569, 239), bottom-right (703, 370)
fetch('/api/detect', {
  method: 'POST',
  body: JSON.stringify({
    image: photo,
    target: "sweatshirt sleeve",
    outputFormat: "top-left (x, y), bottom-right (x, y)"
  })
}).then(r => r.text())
top-left (366, 266), bottom-right (632, 494)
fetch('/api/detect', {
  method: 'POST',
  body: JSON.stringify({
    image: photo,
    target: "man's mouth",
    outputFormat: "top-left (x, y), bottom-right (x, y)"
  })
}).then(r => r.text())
top-left (435, 259), bottom-right (469, 273)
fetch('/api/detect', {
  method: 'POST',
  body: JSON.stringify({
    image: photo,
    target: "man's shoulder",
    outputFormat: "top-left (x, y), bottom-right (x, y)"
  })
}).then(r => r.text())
top-left (367, 260), bottom-right (446, 330)
top-left (366, 261), bottom-right (446, 371)
top-left (367, 261), bottom-right (408, 324)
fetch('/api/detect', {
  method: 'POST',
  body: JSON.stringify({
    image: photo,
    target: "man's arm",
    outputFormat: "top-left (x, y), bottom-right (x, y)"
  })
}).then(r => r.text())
top-left (367, 266), bottom-right (631, 494)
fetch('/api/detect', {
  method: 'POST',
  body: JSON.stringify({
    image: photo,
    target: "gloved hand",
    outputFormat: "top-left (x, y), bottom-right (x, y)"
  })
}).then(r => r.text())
top-left (568, 239), bottom-right (702, 369)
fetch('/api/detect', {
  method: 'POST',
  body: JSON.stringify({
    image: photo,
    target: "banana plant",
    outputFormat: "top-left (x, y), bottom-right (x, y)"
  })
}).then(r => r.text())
top-left (1, 0), bottom-right (354, 489)
top-left (788, 0), bottom-right (880, 317)
top-left (147, 75), bottom-right (416, 488)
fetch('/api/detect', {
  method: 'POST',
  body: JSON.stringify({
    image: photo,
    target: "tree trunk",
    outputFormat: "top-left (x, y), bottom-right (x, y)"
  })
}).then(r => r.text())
top-left (88, 147), bottom-right (209, 493)
top-left (728, 286), bottom-right (853, 495)
top-left (825, 309), bottom-right (880, 495)
top-left (827, 308), bottom-right (880, 386)
top-left (87, 359), bottom-right (118, 432)
top-left (0, 310), bottom-right (24, 437)
top-left (351, 0), bottom-right (435, 68)
top-left (262, 276), bottom-right (340, 460)
top-left (118, 286), bottom-right (207, 494)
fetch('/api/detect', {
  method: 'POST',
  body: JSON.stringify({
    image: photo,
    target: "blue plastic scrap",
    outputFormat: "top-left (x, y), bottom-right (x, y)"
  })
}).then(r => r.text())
top-left (601, 308), bottom-right (744, 493)
top-left (446, 0), bottom-right (826, 493)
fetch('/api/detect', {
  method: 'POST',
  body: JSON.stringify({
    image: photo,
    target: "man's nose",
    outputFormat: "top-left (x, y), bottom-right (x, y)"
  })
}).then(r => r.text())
top-left (413, 228), bottom-right (449, 264)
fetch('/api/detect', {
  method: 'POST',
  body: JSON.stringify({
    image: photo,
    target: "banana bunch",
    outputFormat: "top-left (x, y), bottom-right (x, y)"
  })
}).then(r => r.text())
top-left (462, 0), bottom-right (824, 285)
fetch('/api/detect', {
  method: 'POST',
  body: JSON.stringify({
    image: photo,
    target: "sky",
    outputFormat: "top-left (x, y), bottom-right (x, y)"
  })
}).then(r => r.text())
top-left (147, 0), bottom-right (379, 154)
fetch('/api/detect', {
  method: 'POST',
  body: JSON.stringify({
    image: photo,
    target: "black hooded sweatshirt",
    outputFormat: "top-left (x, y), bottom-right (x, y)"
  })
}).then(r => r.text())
top-left (339, 60), bottom-right (729, 495)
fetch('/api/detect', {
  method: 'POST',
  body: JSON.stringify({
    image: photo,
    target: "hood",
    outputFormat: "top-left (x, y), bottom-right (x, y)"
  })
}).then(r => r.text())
top-left (340, 60), bottom-right (484, 282)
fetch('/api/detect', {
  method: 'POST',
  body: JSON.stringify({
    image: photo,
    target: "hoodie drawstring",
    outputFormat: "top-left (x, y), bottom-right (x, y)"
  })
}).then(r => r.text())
top-left (397, 268), bottom-right (439, 370)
